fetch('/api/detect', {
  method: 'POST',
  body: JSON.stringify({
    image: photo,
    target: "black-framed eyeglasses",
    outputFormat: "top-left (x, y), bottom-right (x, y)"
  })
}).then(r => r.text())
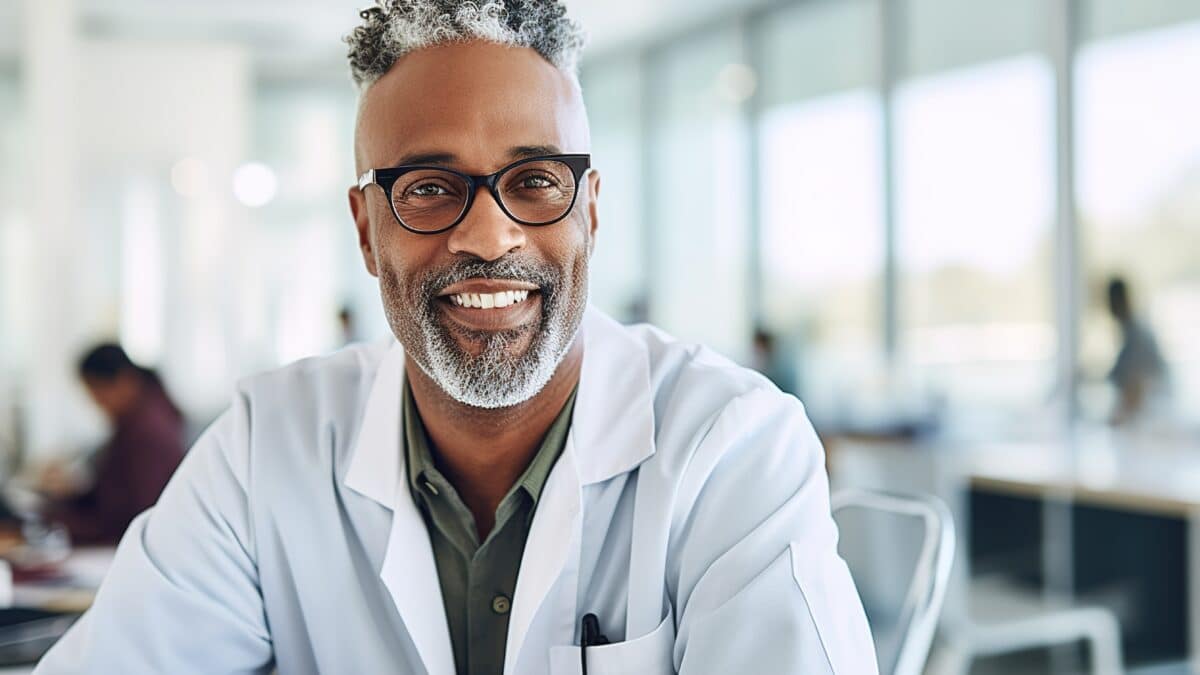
top-left (357, 153), bottom-right (591, 235)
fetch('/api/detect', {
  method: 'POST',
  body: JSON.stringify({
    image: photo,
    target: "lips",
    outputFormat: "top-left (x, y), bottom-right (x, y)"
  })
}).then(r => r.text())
top-left (437, 279), bottom-right (540, 297)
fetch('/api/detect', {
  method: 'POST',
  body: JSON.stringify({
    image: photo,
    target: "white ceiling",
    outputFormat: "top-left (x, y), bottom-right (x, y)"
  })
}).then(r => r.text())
top-left (0, 0), bottom-right (756, 79)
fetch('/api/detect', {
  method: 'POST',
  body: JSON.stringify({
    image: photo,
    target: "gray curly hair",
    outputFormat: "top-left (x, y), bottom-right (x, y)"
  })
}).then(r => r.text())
top-left (345, 0), bottom-right (587, 90)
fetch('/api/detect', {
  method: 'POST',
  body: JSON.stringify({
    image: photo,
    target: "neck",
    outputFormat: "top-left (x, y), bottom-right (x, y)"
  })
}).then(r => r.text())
top-left (405, 335), bottom-right (583, 534)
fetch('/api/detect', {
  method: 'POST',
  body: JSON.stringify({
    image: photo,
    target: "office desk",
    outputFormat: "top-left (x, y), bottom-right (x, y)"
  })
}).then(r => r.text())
top-left (831, 430), bottom-right (1200, 669)
top-left (10, 546), bottom-right (114, 613)
top-left (964, 435), bottom-right (1200, 518)
top-left (0, 546), bottom-right (114, 673)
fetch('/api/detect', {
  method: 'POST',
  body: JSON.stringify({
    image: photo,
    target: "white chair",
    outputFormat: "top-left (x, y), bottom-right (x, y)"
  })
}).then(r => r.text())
top-left (930, 576), bottom-right (1125, 675)
top-left (832, 488), bottom-right (956, 675)
top-left (831, 440), bottom-right (1127, 675)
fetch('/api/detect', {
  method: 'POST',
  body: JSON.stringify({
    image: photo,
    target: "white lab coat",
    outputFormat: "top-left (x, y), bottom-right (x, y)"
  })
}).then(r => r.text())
top-left (36, 308), bottom-right (877, 675)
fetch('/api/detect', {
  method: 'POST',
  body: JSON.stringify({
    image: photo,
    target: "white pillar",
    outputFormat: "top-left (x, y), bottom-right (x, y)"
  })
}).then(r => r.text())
top-left (22, 0), bottom-right (101, 455)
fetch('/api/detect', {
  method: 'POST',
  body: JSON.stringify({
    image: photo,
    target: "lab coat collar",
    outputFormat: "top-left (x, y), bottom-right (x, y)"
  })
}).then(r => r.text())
top-left (572, 307), bottom-right (657, 485)
top-left (343, 338), bottom-right (405, 510)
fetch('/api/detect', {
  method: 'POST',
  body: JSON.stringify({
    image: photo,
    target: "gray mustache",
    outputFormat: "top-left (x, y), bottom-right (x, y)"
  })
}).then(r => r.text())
top-left (426, 257), bottom-right (558, 297)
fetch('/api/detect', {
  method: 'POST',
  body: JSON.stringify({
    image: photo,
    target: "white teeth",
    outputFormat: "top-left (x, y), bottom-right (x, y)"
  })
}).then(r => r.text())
top-left (450, 289), bottom-right (533, 309)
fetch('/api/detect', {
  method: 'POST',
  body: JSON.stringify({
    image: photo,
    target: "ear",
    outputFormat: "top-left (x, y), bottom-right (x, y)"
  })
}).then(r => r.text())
top-left (585, 169), bottom-right (601, 257)
top-left (348, 185), bottom-right (379, 278)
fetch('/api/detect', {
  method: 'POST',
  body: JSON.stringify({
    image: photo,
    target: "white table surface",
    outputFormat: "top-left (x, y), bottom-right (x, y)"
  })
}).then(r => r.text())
top-left (10, 546), bottom-right (115, 613)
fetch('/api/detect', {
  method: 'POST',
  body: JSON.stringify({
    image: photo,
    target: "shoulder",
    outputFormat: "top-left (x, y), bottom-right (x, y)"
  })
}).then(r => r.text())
top-left (237, 338), bottom-right (391, 400)
top-left (210, 338), bottom-right (395, 479)
top-left (234, 338), bottom-right (392, 421)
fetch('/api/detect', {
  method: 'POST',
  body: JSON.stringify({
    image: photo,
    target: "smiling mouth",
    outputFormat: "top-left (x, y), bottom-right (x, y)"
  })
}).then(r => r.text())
top-left (433, 285), bottom-right (544, 334)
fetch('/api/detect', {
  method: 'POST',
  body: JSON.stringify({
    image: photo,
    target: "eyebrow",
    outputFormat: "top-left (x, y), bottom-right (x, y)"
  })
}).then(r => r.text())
top-left (392, 144), bottom-right (564, 168)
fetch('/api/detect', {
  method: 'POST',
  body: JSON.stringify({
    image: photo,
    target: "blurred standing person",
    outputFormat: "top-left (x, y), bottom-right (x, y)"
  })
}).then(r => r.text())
top-left (1106, 277), bottom-right (1169, 425)
top-left (751, 326), bottom-right (797, 394)
top-left (338, 304), bottom-right (361, 345)
top-left (40, 344), bottom-right (186, 545)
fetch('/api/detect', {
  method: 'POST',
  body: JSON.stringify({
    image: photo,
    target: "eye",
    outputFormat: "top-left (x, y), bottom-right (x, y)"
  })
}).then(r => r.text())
top-left (410, 182), bottom-right (450, 197)
top-left (522, 175), bottom-right (554, 189)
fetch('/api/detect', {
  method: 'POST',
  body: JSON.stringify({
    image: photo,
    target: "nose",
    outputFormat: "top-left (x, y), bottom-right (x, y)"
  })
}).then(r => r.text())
top-left (446, 186), bottom-right (527, 261)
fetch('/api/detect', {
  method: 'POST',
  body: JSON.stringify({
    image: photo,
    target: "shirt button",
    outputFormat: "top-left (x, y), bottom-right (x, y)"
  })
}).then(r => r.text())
top-left (422, 480), bottom-right (439, 496)
top-left (491, 595), bottom-right (511, 615)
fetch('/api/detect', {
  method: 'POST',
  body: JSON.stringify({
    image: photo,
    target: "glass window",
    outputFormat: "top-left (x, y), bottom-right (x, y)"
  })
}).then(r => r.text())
top-left (1077, 8), bottom-right (1200, 421)
top-left (650, 28), bottom-right (751, 359)
top-left (249, 83), bottom-right (368, 365)
top-left (581, 57), bottom-right (645, 321)
top-left (897, 0), bottom-right (1056, 417)
top-left (757, 0), bottom-right (883, 418)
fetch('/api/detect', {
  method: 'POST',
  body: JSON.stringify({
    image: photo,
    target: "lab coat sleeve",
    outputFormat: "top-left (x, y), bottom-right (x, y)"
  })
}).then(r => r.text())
top-left (35, 393), bottom-right (273, 674)
top-left (672, 388), bottom-right (877, 674)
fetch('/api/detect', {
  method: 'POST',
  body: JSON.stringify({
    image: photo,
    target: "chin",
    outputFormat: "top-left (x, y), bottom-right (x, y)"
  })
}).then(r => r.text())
top-left (448, 324), bottom-right (538, 360)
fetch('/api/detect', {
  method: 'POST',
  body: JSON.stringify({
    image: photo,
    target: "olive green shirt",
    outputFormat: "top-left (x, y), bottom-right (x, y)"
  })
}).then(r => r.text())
top-left (403, 383), bottom-right (577, 675)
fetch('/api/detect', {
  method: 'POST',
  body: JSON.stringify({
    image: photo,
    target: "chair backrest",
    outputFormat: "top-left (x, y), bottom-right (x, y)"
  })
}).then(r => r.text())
top-left (832, 488), bottom-right (955, 675)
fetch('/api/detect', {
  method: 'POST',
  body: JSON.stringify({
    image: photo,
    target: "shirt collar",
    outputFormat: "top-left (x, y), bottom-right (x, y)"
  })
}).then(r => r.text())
top-left (401, 376), bottom-right (578, 509)
top-left (402, 379), bottom-right (436, 502)
top-left (516, 386), bottom-right (577, 502)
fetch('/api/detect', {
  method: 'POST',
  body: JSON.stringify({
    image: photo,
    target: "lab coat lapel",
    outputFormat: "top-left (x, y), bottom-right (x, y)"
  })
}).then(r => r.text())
top-left (379, 489), bottom-right (456, 675)
top-left (575, 309), bottom-right (663, 638)
top-left (504, 308), bottom-right (657, 673)
top-left (503, 434), bottom-right (583, 675)
top-left (344, 341), bottom-right (455, 675)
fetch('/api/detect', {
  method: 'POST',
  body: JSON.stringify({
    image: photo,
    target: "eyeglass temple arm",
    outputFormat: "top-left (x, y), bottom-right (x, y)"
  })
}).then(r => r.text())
top-left (357, 169), bottom-right (376, 191)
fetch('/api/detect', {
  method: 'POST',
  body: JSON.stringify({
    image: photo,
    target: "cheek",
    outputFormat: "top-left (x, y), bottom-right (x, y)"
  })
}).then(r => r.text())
top-left (377, 232), bottom-right (446, 296)
top-left (566, 215), bottom-right (593, 274)
top-left (544, 213), bottom-right (592, 264)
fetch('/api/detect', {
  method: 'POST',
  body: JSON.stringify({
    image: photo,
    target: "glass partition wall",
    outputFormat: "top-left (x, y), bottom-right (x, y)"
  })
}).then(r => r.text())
top-left (581, 0), bottom-right (1200, 434)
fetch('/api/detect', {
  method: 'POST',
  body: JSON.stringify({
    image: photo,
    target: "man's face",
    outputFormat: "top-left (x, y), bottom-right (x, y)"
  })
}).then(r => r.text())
top-left (350, 41), bottom-right (600, 409)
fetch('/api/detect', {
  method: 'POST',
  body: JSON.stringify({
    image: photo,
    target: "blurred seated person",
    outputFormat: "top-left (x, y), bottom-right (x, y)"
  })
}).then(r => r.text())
top-left (1106, 277), bottom-right (1169, 425)
top-left (39, 344), bottom-right (186, 545)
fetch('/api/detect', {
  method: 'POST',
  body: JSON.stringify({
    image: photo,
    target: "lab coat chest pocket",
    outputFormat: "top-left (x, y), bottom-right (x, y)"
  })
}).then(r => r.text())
top-left (548, 606), bottom-right (676, 675)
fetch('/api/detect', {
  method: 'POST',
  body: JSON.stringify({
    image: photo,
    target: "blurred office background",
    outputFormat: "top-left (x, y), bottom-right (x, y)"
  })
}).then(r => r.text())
top-left (0, 0), bottom-right (1198, 672)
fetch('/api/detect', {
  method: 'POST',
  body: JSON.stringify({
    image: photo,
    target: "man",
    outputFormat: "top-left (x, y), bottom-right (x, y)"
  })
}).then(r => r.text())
top-left (36, 1), bottom-right (875, 673)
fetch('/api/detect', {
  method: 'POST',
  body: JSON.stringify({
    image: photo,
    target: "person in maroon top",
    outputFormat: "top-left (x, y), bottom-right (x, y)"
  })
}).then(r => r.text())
top-left (42, 344), bottom-right (186, 545)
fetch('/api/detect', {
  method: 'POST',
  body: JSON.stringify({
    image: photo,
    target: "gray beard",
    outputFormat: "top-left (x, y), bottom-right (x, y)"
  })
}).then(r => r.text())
top-left (384, 256), bottom-right (587, 409)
